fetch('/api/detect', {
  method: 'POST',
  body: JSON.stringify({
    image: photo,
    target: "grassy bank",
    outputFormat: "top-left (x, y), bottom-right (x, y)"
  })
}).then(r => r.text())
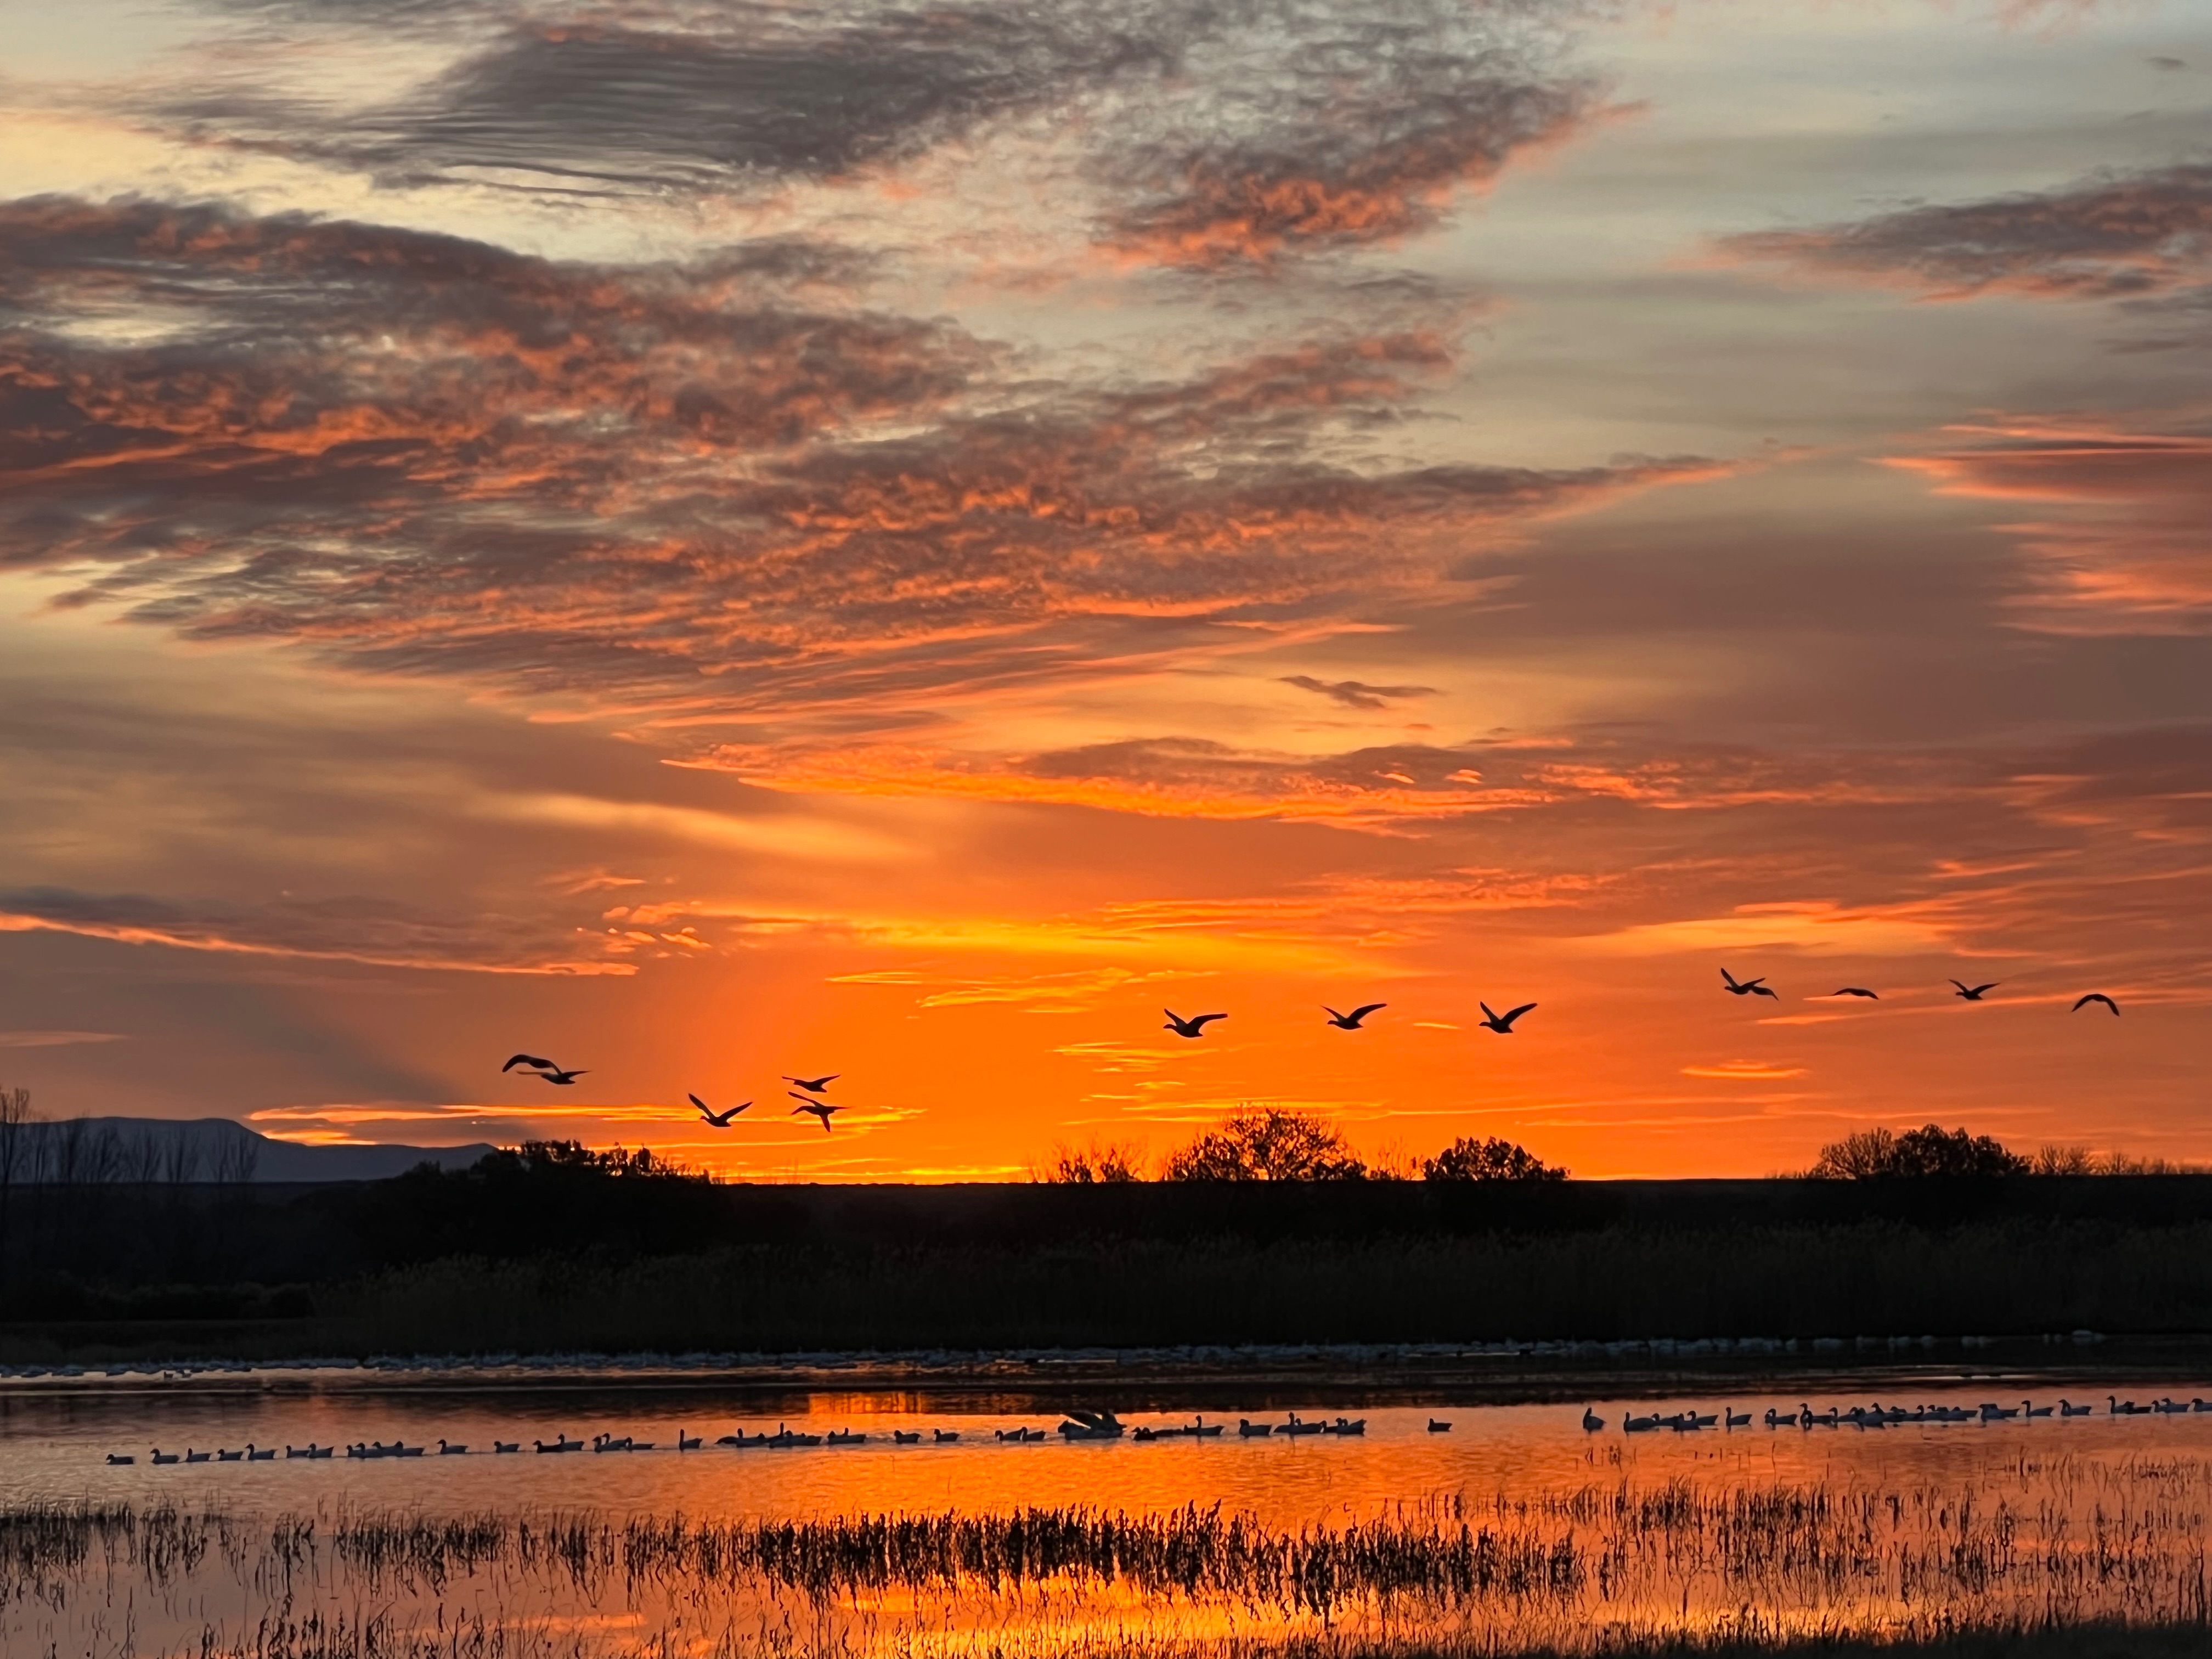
top-left (5, 1174), bottom-right (2212, 1361)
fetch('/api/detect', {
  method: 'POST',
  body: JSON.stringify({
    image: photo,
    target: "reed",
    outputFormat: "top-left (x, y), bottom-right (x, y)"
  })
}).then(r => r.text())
top-left (2, 1465), bottom-right (2207, 1657)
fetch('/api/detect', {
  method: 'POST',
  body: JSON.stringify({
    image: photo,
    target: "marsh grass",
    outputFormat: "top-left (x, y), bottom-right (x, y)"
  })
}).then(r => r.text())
top-left (1, 1467), bottom-right (2206, 1658)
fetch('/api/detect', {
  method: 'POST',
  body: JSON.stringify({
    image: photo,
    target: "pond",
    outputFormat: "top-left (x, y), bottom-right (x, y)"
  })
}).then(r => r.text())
top-left (3, 1369), bottom-right (2209, 1656)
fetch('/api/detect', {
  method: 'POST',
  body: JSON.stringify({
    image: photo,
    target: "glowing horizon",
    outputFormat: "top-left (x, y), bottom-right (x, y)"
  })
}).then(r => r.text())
top-left (2, 0), bottom-right (2208, 1180)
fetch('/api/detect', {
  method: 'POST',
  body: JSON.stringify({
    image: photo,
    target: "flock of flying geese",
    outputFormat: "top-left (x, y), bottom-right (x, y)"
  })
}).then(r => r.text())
top-left (1718, 968), bottom-right (2121, 1014)
top-left (502, 1054), bottom-right (843, 1132)
top-left (494, 970), bottom-right (2123, 1137)
top-left (1590, 1393), bottom-right (2211, 1434)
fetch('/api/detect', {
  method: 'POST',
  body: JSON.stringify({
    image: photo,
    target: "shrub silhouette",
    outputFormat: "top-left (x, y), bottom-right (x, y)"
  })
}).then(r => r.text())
top-left (1423, 1136), bottom-right (1567, 1182)
top-left (1811, 1124), bottom-right (2027, 1178)
top-left (1162, 1109), bottom-right (1366, 1181)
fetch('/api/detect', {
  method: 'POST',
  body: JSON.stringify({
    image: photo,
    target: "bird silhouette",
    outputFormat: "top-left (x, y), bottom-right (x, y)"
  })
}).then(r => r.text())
top-left (2072, 992), bottom-right (2119, 1016)
top-left (783, 1074), bottom-right (839, 1093)
top-left (504, 1055), bottom-right (586, 1084)
top-left (1830, 988), bottom-right (1880, 1000)
top-left (1951, 980), bottom-right (1999, 1002)
top-left (1721, 969), bottom-right (1778, 1000)
top-left (1163, 1009), bottom-right (1227, 1039)
top-left (1479, 1001), bottom-right (1537, 1034)
top-left (1323, 1003), bottom-right (1386, 1030)
top-left (690, 1093), bottom-right (749, 1127)
top-left (788, 1093), bottom-right (840, 1133)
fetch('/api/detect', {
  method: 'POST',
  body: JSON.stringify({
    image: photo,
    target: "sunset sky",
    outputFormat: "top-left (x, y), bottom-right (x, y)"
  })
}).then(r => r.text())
top-left (2, 0), bottom-right (2209, 1178)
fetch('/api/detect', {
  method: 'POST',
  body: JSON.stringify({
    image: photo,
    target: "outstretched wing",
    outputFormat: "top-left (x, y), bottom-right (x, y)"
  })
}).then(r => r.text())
top-left (503, 1054), bottom-right (554, 1073)
top-left (2072, 993), bottom-right (2118, 1015)
top-left (689, 1093), bottom-right (711, 1115)
top-left (1348, 1003), bottom-right (1387, 1022)
top-left (1750, 984), bottom-right (1778, 999)
top-left (1189, 1013), bottom-right (1227, 1030)
top-left (1499, 1002), bottom-right (1538, 1027)
top-left (1970, 983), bottom-right (1999, 996)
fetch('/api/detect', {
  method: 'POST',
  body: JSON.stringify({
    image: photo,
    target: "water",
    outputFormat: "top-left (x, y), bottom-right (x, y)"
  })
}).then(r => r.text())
top-left (4, 1371), bottom-right (2210, 1656)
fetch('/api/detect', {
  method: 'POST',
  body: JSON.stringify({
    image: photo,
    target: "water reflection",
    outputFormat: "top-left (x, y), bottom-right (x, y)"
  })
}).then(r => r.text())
top-left (2, 1379), bottom-right (2208, 1655)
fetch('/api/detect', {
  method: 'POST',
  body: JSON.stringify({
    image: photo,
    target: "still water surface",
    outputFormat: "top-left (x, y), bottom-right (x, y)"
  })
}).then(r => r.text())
top-left (3, 1373), bottom-right (2209, 1655)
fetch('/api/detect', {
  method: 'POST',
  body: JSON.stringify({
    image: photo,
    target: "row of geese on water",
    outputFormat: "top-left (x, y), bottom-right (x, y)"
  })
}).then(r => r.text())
top-left (1587, 1395), bottom-right (2211, 1434)
top-left (107, 1412), bottom-right (1391, 1465)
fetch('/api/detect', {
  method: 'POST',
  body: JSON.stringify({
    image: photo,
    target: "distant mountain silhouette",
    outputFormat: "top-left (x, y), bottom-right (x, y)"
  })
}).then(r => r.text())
top-left (0, 1116), bottom-right (496, 1184)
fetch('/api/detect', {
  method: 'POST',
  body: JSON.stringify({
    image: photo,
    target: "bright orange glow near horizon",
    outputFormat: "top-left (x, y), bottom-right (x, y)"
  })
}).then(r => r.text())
top-left (2, 0), bottom-right (2209, 1179)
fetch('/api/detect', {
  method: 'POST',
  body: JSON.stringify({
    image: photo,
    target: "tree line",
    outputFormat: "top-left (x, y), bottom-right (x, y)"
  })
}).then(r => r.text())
top-left (1040, 1109), bottom-right (1568, 1184)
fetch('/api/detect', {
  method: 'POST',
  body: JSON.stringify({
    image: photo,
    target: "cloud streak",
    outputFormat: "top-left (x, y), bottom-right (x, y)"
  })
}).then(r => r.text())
top-left (1721, 163), bottom-right (2212, 304)
top-left (0, 194), bottom-right (1717, 811)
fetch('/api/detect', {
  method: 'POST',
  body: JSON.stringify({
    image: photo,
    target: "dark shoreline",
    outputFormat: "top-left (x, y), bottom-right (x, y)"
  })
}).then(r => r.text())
top-left (2, 1335), bottom-right (2208, 1413)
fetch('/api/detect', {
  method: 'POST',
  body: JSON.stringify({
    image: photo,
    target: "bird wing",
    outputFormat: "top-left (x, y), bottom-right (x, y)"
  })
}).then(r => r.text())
top-left (1720, 970), bottom-right (1739, 988)
top-left (1971, 983), bottom-right (1998, 996)
top-left (1322, 1006), bottom-right (1345, 1022)
top-left (503, 1054), bottom-right (554, 1073)
top-left (1751, 984), bottom-right (1778, 998)
top-left (1349, 1003), bottom-right (1386, 1021)
top-left (1501, 1002), bottom-right (1538, 1025)
top-left (2073, 993), bottom-right (2118, 1014)
top-left (1950, 980), bottom-right (1970, 992)
top-left (689, 1093), bottom-right (710, 1115)
top-left (1190, 1013), bottom-right (1226, 1029)
top-left (545, 1069), bottom-right (586, 1082)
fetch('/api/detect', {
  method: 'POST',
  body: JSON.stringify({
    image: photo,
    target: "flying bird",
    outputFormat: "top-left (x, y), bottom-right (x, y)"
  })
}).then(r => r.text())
top-left (1163, 1009), bottom-right (1227, 1039)
top-left (783, 1074), bottom-right (839, 1093)
top-left (788, 1093), bottom-right (841, 1133)
top-left (2072, 992), bottom-right (2120, 1017)
top-left (1951, 980), bottom-right (1999, 1002)
top-left (1323, 1003), bottom-right (1386, 1030)
top-left (689, 1093), bottom-right (750, 1127)
top-left (1830, 988), bottom-right (1880, 1000)
top-left (1479, 1001), bottom-right (1536, 1034)
top-left (1721, 969), bottom-right (1778, 1000)
top-left (503, 1054), bottom-right (586, 1085)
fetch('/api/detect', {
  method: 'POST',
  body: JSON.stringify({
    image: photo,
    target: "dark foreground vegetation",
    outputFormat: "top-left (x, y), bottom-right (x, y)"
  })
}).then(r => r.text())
top-left (3, 1129), bottom-right (2212, 1359)
top-left (3, 1491), bottom-right (2205, 1657)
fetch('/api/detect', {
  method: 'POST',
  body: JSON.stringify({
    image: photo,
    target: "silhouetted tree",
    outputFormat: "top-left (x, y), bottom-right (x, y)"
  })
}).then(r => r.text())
top-left (1163, 1109), bottom-right (1366, 1182)
top-left (1423, 1136), bottom-right (1567, 1182)
top-left (1039, 1141), bottom-right (1145, 1183)
top-left (1812, 1124), bottom-right (2027, 1178)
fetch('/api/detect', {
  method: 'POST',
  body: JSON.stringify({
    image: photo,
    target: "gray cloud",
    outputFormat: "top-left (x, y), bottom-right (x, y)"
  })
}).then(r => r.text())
top-left (1280, 674), bottom-right (1437, 708)
top-left (0, 196), bottom-right (1711, 760)
top-left (1721, 163), bottom-right (2212, 303)
top-left (128, 0), bottom-right (1598, 272)
top-left (0, 886), bottom-right (620, 974)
